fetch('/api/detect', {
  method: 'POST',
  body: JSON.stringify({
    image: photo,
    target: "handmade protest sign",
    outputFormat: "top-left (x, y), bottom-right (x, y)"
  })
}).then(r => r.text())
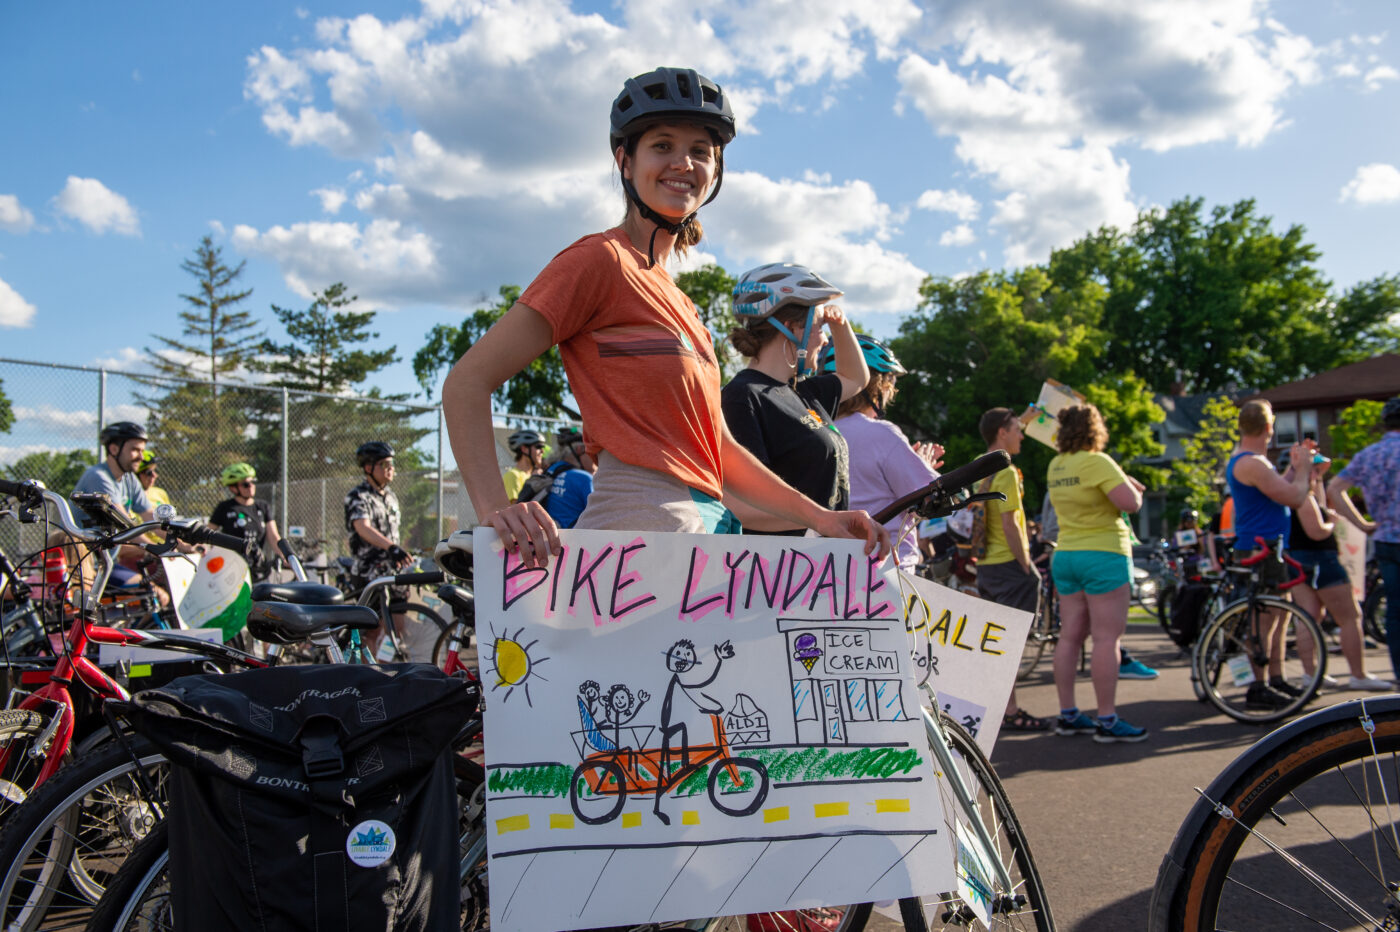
top-left (474, 527), bottom-right (951, 932)
top-left (894, 571), bottom-right (1032, 755)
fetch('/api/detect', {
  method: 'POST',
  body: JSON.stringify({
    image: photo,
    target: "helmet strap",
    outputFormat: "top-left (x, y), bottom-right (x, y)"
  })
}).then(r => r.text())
top-left (618, 147), bottom-right (724, 269)
top-left (765, 306), bottom-right (818, 378)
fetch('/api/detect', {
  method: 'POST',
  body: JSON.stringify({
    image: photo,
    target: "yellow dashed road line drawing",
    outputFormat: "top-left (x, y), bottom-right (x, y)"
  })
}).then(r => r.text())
top-left (876, 798), bottom-right (911, 813)
top-left (763, 806), bottom-right (790, 823)
top-left (496, 814), bottom-right (530, 834)
top-left (681, 810), bottom-right (700, 825)
top-left (550, 813), bottom-right (575, 829)
top-left (814, 801), bottom-right (850, 818)
top-left (622, 812), bottom-right (642, 828)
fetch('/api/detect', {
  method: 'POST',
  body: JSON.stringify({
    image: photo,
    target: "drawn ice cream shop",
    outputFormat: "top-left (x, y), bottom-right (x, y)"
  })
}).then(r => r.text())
top-left (781, 620), bottom-right (911, 745)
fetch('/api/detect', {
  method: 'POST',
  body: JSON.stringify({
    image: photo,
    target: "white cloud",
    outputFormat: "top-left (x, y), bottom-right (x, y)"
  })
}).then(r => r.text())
top-left (232, 219), bottom-right (440, 305)
top-left (1340, 163), bottom-right (1400, 205)
top-left (0, 445), bottom-right (62, 468)
top-left (92, 347), bottom-right (145, 371)
top-left (312, 187), bottom-right (348, 213)
top-left (916, 188), bottom-right (979, 221)
top-left (1364, 65), bottom-right (1399, 91)
top-left (52, 177), bottom-right (140, 236)
top-left (939, 224), bottom-right (975, 247)
top-left (705, 171), bottom-right (926, 313)
top-left (0, 194), bottom-right (35, 233)
top-left (12, 403), bottom-right (146, 440)
top-left (0, 276), bottom-right (36, 327)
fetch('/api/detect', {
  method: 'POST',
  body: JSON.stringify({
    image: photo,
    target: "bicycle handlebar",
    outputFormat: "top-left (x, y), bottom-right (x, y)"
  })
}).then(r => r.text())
top-left (1236, 535), bottom-right (1305, 590)
top-left (871, 450), bottom-right (1012, 525)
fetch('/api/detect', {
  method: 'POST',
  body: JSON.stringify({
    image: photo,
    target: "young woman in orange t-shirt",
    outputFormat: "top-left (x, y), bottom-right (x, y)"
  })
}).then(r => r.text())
top-left (442, 67), bottom-right (888, 569)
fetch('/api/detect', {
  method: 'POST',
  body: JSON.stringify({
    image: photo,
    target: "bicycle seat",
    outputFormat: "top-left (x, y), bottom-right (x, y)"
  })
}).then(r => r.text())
top-left (250, 581), bottom-right (345, 605)
top-left (436, 584), bottom-right (475, 622)
top-left (434, 531), bottom-right (474, 580)
top-left (245, 601), bottom-right (380, 645)
top-left (336, 556), bottom-right (356, 570)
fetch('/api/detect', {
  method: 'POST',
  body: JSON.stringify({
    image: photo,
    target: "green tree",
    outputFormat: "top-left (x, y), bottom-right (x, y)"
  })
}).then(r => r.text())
top-left (4, 448), bottom-right (98, 495)
top-left (1082, 371), bottom-right (1167, 487)
top-left (1050, 197), bottom-right (1398, 393)
top-left (1168, 395), bottom-right (1239, 515)
top-left (675, 263), bottom-right (742, 378)
top-left (1328, 399), bottom-right (1386, 472)
top-left (0, 378), bottom-right (12, 434)
top-left (412, 285), bottom-right (577, 418)
top-left (143, 236), bottom-right (263, 470)
top-left (257, 283), bottom-right (398, 393)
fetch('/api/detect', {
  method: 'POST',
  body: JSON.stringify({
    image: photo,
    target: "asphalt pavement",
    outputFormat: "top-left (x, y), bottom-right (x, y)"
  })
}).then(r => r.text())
top-left (866, 620), bottom-right (1398, 931)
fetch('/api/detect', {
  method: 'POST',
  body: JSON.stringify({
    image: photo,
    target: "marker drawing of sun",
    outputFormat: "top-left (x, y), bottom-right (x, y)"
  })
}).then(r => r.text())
top-left (488, 625), bottom-right (549, 706)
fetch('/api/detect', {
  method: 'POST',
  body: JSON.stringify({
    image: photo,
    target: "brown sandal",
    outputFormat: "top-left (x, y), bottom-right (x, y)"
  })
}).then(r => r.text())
top-left (1002, 708), bottom-right (1053, 732)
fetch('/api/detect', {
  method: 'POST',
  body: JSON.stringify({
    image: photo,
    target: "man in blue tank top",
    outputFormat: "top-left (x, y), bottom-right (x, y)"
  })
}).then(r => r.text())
top-left (1224, 399), bottom-right (1313, 709)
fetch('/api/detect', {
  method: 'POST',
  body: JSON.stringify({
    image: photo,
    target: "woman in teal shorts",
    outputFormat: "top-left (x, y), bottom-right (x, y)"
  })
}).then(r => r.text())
top-left (1046, 404), bottom-right (1149, 743)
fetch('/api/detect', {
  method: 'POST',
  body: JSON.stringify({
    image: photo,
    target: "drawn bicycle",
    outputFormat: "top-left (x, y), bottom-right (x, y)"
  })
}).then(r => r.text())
top-left (569, 713), bottom-right (770, 825)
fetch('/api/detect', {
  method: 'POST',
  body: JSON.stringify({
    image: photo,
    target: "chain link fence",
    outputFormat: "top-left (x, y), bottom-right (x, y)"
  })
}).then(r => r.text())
top-left (1, 358), bottom-right (586, 568)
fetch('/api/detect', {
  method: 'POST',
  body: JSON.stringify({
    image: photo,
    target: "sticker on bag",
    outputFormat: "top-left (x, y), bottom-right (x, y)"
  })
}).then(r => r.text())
top-left (346, 819), bottom-right (396, 867)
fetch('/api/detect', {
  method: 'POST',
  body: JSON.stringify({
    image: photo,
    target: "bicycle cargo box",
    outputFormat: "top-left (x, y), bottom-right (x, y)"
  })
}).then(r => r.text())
top-left (119, 663), bottom-right (478, 932)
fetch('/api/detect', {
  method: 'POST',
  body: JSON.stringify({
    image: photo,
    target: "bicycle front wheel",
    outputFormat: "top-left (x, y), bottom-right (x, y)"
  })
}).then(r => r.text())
top-left (0, 737), bottom-right (166, 932)
top-left (1153, 695), bottom-right (1400, 931)
top-left (81, 819), bottom-right (171, 932)
top-left (917, 712), bottom-right (1053, 930)
top-left (0, 707), bottom-right (64, 822)
top-left (1193, 596), bottom-right (1325, 724)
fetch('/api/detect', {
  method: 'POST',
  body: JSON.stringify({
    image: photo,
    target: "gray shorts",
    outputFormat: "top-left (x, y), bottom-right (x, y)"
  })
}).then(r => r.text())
top-left (977, 560), bottom-right (1041, 615)
top-left (576, 453), bottom-right (737, 534)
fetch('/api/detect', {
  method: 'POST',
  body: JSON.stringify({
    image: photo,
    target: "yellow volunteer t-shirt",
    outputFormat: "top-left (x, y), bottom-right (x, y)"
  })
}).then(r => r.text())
top-left (1046, 451), bottom-right (1132, 555)
top-left (981, 465), bottom-right (1025, 566)
top-left (503, 467), bottom-right (530, 502)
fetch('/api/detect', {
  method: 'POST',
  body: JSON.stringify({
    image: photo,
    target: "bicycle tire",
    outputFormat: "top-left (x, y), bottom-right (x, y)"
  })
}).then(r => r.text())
top-left (384, 600), bottom-right (449, 663)
top-left (1362, 583), bottom-right (1387, 645)
top-left (1193, 596), bottom-right (1326, 724)
top-left (1151, 695), bottom-right (1400, 932)
top-left (0, 706), bottom-right (64, 822)
top-left (81, 818), bottom-right (171, 932)
top-left (1015, 621), bottom-right (1049, 682)
top-left (0, 737), bottom-right (165, 932)
top-left (917, 712), bottom-right (1054, 930)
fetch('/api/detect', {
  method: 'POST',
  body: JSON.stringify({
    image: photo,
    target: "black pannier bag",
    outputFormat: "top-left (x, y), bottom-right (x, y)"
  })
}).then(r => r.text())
top-left (119, 663), bottom-right (477, 932)
top-left (1168, 581), bottom-right (1213, 649)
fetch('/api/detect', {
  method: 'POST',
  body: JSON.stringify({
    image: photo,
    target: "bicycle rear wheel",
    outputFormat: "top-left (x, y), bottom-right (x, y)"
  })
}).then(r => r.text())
top-left (1193, 596), bottom-right (1325, 724)
top-left (916, 713), bottom-right (1053, 930)
top-left (1152, 695), bottom-right (1400, 931)
top-left (383, 601), bottom-right (449, 662)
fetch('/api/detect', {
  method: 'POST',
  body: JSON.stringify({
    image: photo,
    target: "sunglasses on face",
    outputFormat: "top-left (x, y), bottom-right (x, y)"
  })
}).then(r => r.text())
top-left (238, 480), bottom-right (256, 488)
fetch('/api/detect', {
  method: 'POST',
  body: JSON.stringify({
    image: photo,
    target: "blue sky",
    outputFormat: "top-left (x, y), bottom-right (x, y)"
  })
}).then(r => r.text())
top-left (2, 0), bottom-right (1399, 465)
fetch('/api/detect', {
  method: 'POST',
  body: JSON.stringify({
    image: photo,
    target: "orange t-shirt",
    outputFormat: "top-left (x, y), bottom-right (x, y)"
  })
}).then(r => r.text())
top-left (520, 229), bottom-right (725, 500)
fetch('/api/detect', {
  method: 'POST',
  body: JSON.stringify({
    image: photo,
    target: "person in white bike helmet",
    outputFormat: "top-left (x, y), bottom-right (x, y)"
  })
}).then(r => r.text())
top-left (441, 67), bottom-right (889, 568)
top-left (503, 429), bottom-right (545, 502)
top-left (720, 263), bottom-right (868, 535)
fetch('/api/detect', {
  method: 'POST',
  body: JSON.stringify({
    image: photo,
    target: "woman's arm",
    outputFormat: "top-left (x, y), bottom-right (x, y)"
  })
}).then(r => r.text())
top-left (816, 306), bottom-right (868, 401)
top-left (1296, 488), bottom-right (1335, 541)
top-left (442, 301), bottom-right (562, 568)
top-left (719, 425), bottom-right (889, 557)
top-left (1105, 472), bottom-right (1145, 514)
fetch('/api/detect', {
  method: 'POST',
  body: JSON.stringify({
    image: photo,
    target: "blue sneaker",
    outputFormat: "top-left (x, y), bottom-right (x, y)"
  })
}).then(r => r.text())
top-left (1055, 712), bottom-right (1097, 736)
top-left (1119, 658), bottom-right (1159, 680)
top-left (1093, 717), bottom-right (1148, 743)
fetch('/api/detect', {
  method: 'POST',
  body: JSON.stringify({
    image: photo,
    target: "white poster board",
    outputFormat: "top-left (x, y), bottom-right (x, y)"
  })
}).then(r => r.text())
top-left (475, 528), bottom-right (952, 932)
top-left (1334, 520), bottom-right (1368, 603)
top-left (1022, 379), bottom-right (1089, 451)
top-left (892, 572), bottom-right (1032, 756)
top-left (173, 547), bottom-right (251, 640)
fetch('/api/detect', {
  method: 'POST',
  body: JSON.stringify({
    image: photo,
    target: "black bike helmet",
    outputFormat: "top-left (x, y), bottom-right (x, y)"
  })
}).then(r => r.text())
top-left (1179, 508), bottom-right (1199, 522)
top-left (507, 430), bottom-right (543, 455)
top-left (99, 421), bottom-right (148, 449)
top-left (609, 67), bottom-right (736, 268)
top-left (356, 441), bottom-right (394, 468)
top-left (556, 426), bottom-right (584, 448)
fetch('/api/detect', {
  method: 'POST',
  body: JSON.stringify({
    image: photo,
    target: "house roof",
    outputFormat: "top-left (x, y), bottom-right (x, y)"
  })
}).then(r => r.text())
top-left (1244, 354), bottom-right (1400, 409)
top-left (1156, 393), bottom-right (1215, 436)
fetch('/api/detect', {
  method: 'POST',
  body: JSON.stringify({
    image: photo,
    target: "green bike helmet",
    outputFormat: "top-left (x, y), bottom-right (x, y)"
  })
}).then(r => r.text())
top-left (136, 451), bottom-right (159, 475)
top-left (220, 462), bottom-right (257, 486)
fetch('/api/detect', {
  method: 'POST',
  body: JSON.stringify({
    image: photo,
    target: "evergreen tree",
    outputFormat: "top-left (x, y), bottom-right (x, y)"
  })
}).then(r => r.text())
top-left (257, 283), bottom-right (398, 393)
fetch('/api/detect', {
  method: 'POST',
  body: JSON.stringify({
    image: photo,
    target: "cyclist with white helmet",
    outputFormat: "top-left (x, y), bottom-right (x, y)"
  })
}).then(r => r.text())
top-left (209, 462), bottom-right (282, 582)
top-left (503, 429), bottom-right (545, 502)
top-left (720, 263), bottom-right (868, 534)
top-left (818, 335), bottom-right (944, 571)
top-left (441, 67), bottom-right (888, 567)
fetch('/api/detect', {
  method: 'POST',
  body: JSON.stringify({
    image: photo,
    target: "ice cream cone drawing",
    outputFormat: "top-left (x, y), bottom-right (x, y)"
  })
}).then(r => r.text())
top-left (793, 633), bottom-right (822, 674)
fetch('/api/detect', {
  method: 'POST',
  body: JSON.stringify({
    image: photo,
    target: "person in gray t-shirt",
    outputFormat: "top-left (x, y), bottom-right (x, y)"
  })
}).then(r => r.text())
top-left (72, 422), bottom-right (156, 590)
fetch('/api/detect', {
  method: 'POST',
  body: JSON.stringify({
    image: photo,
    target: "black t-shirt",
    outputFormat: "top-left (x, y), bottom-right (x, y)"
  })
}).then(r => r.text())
top-left (721, 369), bottom-right (849, 533)
top-left (209, 498), bottom-right (271, 572)
top-left (1287, 507), bottom-right (1336, 553)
